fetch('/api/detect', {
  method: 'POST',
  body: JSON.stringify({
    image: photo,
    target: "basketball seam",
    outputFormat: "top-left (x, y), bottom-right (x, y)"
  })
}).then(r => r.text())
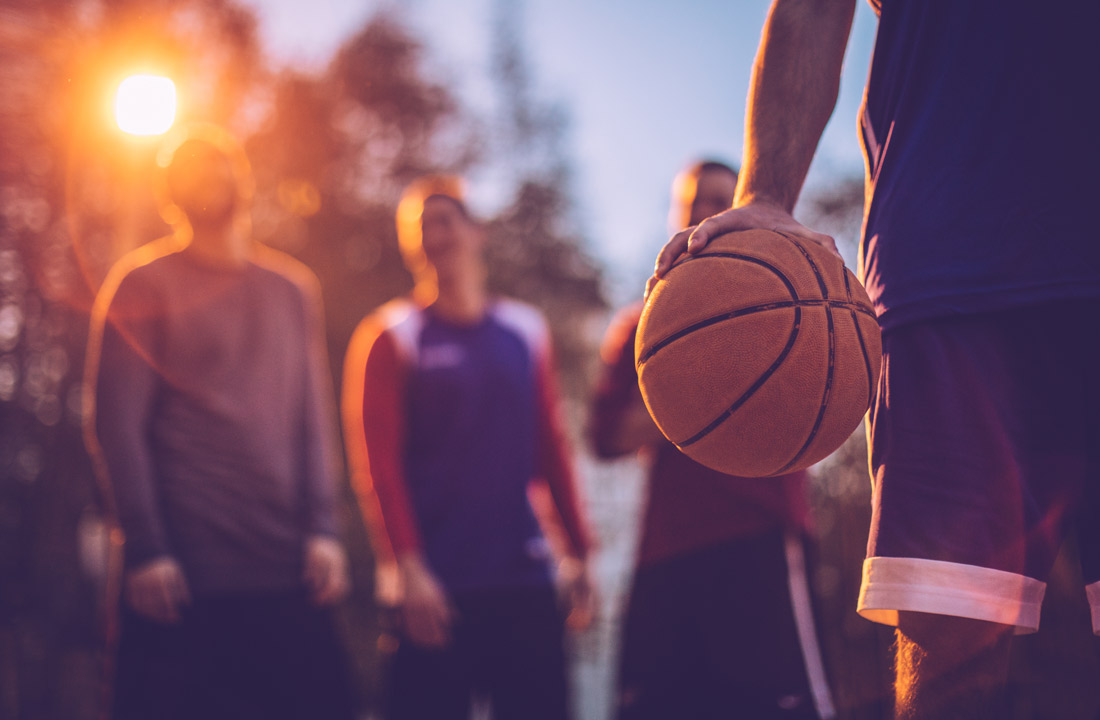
top-left (775, 235), bottom-right (835, 475)
top-left (637, 298), bottom-right (873, 365)
top-left (842, 270), bottom-right (875, 412)
top-left (678, 305), bottom-right (802, 448)
top-left (637, 251), bottom-right (873, 366)
top-left (662, 252), bottom-right (803, 450)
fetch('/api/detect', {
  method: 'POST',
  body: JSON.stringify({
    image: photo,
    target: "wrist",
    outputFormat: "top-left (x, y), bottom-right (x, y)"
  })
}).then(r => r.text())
top-left (559, 555), bottom-right (589, 573)
top-left (128, 553), bottom-right (178, 573)
top-left (396, 552), bottom-right (430, 576)
top-left (124, 540), bottom-right (173, 572)
top-left (733, 191), bottom-right (790, 214)
top-left (307, 532), bottom-right (340, 545)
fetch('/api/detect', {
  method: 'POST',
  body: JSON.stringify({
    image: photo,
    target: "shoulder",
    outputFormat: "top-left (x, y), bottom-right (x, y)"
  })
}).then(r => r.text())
top-left (349, 298), bottom-right (424, 365)
top-left (490, 297), bottom-right (550, 356)
top-left (94, 237), bottom-right (185, 318)
top-left (250, 244), bottom-right (322, 302)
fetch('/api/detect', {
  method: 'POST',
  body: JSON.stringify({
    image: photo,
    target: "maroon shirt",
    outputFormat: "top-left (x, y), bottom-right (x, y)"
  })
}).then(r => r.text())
top-left (590, 304), bottom-right (810, 567)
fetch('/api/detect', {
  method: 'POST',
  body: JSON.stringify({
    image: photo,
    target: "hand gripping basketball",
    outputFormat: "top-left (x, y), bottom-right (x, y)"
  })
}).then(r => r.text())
top-left (636, 229), bottom-right (881, 477)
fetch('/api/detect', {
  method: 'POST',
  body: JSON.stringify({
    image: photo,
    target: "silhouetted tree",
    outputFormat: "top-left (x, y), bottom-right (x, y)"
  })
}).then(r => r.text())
top-left (484, 0), bottom-right (607, 400)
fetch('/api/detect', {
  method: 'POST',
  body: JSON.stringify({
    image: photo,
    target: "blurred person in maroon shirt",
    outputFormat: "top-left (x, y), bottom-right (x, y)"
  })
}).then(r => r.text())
top-left (590, 160), bottom-right (834, 720)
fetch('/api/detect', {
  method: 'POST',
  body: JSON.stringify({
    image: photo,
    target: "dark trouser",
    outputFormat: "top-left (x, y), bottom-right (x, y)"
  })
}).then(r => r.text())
top-left (112, 589), bottom-right (356, 720)
top-left (863, 300), bottom-right (1100, 629)
top-left (385, 584), bottom-right (569, 720)
top-left (617, 530), bottom-right (824, 720)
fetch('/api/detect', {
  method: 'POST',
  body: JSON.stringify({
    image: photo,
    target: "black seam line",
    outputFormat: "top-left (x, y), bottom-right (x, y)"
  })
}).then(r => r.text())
top-left (776, 231), bottom-right (830, 296)
top-left (678, 306), bottom-right (802, 448)
top-left (636, 298), bottom-right (874, 366)
top-left (776, 237), bottom-right (836, 475)
top-left (667, 251), bottom-right (800, 296)
top-left (640, 250), bottom-right (798, 366)
top-left (639, 248), bottom-right (867, 367)
top-left (843, 270), bottom-right (875, 411)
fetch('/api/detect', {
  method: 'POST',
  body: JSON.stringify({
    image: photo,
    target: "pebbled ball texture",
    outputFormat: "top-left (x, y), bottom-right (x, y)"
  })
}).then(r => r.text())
top-left (636, 228), bottom-right (882, 477)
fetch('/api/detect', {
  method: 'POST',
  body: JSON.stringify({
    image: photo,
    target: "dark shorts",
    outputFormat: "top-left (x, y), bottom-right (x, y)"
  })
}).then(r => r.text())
top-left (112, 589), bottom-right (356, 720)
top-left (616, 530), bottom-right (833, 720)
top-left (858, 300), bottom-right (1100, 633)
top-left (384, 584), bottom-right (569, 720)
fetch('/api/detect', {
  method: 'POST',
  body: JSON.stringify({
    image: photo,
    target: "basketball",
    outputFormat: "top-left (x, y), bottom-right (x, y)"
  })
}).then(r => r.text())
top-left (636, 228), bottom-right (881, 477)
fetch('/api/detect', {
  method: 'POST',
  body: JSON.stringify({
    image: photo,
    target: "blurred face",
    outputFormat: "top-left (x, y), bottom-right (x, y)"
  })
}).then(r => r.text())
top-left (166, 141), bottom-right (238, 225)
top-left (688, 168), bottom-right (738, 227)
top-left (418, 195), bottom-right (482, 280)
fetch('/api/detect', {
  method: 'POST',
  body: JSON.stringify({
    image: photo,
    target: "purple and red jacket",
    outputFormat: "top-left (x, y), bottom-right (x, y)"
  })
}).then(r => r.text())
top-left (343, 298), bottom-right (591, 595)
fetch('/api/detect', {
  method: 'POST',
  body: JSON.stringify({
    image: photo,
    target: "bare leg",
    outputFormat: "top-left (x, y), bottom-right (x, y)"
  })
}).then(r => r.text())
top-left (894, 611), bottom-right (1013, 720)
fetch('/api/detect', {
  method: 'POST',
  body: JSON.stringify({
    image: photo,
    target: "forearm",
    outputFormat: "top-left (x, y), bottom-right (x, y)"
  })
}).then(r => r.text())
top-left (736, 0), bottom-right (856, 211)
top-left (396, 551), bottom-right (431, 574)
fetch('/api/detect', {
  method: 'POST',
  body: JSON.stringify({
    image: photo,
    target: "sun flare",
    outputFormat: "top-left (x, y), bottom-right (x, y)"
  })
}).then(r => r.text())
top-left (114, 75), bottom-right (177, 136)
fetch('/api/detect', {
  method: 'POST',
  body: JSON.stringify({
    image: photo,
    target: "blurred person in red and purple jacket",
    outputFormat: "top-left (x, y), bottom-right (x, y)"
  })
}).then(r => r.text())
top-left (342, 174), bottom-right (596, 720)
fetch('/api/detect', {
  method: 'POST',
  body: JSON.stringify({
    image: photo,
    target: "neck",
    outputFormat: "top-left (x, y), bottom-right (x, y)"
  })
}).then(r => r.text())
top-left (430, 269), bottom-right (488, 324)
top-left (184, 220), bottom-right (252, 268)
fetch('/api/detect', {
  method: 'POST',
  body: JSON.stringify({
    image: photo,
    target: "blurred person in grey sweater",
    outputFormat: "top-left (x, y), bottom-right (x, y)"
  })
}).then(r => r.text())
top-left (85, 124), bottom-right (354, 720)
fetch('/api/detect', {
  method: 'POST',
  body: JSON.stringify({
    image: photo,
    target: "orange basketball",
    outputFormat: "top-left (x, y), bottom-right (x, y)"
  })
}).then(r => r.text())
top-left (636, 228), bottom-right (881, 477)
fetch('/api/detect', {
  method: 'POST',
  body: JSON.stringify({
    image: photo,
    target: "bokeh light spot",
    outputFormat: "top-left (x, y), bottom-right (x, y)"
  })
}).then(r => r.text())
top-left (278, 178), bottom-right (322, 218)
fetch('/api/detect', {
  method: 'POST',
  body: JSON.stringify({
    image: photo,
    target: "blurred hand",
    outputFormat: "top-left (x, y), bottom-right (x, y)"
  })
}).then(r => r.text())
top-left (558, 557), bottom-right (598, 632)
top-left (125, 556), bottom-right (191, 624)
top-left (304, 535), bottom-right (350, 606)
top-left (647, 199), bottom-right (840, 299)
top-left (399, 557), bottom-right (456, 648)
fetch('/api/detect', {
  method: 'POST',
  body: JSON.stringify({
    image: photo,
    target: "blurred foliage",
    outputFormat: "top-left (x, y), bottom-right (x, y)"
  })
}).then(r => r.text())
top-left (0, 1), bottom-right (606, 718)
top-left (483, 0), bottom-right (606, 402)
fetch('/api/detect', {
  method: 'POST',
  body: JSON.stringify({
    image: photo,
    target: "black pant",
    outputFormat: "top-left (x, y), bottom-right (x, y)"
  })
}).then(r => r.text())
top-left (617, 530), bottom-right (824, 720)
top-left (112, 589), bottom-right (356, 720)
top-left (384, 584), bottom-right (569, 720)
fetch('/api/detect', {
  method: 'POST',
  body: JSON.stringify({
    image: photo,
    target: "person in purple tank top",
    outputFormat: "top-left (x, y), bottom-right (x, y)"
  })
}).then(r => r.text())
top-left (85, 124), bottom-right (355, 720)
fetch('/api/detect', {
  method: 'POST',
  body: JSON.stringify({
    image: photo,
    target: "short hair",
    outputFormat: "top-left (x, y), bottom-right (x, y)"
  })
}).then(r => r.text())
top-left (669, 158), bottom-right (739, 231)
top-left (395, 174), bottom-right (470, 273)
top-left (153, 123), bottom-right (253, 227)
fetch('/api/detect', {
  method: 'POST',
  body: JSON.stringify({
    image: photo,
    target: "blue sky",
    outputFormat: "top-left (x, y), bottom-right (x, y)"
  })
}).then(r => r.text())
top-left (240, 0), bottom-right (878, 302)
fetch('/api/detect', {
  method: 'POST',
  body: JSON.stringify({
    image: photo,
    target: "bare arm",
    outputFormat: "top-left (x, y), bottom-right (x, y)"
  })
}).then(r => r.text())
top-left (652, 0), bottom-right (856, 284)
top-left (738, 0), bottom-right (856, 214)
